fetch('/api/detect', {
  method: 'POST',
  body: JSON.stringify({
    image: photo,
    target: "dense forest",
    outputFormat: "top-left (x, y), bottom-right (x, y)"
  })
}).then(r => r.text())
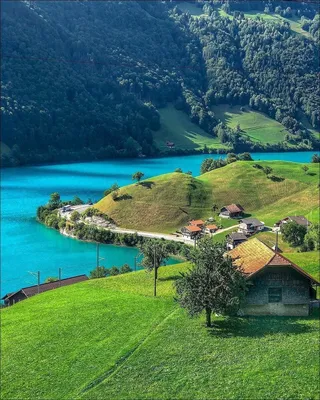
top-left (1, 1), bottom-right (319, 166)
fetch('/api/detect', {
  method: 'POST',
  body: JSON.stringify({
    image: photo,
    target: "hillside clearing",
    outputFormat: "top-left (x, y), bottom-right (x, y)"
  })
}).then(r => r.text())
top-left (212, 105), bottom-right (288, 144)
top-left (243, 11), bottom-right (313, 38)
top-left (2, 263), bottom-right (319, 400)
top-left (154, 104), bottom-right (228, 151)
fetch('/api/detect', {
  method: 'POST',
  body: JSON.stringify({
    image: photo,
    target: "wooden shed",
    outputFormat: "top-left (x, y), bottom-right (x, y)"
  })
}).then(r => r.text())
top-left (229, 239), bottom-right (319, 316)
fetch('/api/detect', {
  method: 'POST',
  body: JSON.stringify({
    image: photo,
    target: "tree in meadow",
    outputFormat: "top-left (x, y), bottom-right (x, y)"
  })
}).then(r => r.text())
top-left (139, 239), bottom-right (169, 296)
top-left (175, 237), bottom-right (247, 327)
top-left (132, 171), bottom-right (144, 183)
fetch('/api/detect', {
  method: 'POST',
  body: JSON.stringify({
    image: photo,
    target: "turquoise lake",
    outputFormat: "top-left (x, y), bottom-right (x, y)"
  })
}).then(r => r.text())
top-left (1, 151), bottom-right (318, 296)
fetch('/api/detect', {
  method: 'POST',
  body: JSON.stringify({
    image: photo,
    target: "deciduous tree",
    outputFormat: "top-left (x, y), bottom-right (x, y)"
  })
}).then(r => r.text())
top-left (132, 171), bottom-right (144, 183)
top-left (175, 238), bottom-right (246, 327)
top-left (139, 239), bottom-right (169, 296)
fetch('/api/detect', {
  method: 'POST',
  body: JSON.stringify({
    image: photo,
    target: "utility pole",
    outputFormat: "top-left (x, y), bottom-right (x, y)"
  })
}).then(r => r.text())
top-left (154, 247), bottom-right (157, 297)
top-left (275, 230), bottom-right (279, 253)
top-left (28, 271), bottom-right (40, 294)
top-left (96, 243), bottom-right (104, 268)
top-left (58, 268), bottom-right (62, 287)
top-left (96, 243), bottom-right (100, 268)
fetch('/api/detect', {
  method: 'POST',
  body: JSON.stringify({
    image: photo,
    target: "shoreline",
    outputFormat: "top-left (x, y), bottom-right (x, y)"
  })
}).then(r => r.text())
top-left (2, 148), bottom-right (319, 170)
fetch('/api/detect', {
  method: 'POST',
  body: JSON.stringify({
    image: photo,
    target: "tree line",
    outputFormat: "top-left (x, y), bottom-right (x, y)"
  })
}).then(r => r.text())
top-left (2, 1), bottom-right (319, 166)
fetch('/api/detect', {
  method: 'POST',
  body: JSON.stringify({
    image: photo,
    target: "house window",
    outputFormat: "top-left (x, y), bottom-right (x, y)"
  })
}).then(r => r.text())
top-left (268, 288), bottom-right (282, 303)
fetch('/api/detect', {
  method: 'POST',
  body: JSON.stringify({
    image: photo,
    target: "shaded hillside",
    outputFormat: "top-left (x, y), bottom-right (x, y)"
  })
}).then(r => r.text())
top-left (95, 161), bottom-right (319, 231)
top-left (1, 1), bottom-right (319, 166)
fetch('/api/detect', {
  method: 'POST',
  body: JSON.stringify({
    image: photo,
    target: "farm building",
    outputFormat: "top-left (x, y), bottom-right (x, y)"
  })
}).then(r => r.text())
top-left (229, 239), bottom-right (319, 316)
top-left (238, 218), bottom-right (265, 235)
top-left (189, 219), bottom-right (205, 228)
top-left (2, 275), bottom-right (88, 306)
top-left (227, 232), bottom-right (248, 250)
top-left (205, 224), bottom-right (218, 235)
top-left (273, 216), bottom-right (311, 231)
top-left (181, 225), bottom-right (202, 239)
top-left (220, 204), bottom-right (244, 218)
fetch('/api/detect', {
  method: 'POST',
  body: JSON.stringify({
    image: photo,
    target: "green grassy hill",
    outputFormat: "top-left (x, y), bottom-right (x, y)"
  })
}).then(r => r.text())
top-left (212, 105), bottom-right (288, 144)
top-left (2, 263), bottom-right (319, 400)
top-left (154, 105), bottom-right (228, 151)
top-left (95, 161), bottom-right (319, 232)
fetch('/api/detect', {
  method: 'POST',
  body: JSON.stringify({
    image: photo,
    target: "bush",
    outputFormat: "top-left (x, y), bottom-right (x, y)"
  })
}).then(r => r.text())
top-left (120, 264), bottom-right (132, 274)
top-left (70, 211), bottom-right (80, 222)
top-left (109, 266), bottom-right (120, 276)
top-left (89, 266), bottom-right (110, 279)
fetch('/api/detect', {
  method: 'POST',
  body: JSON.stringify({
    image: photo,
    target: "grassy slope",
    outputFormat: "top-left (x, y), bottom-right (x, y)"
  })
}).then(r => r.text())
top-left (154, 104), bottom-right (228, 151)
top-left (200, 161), bottom-right (319, 226)
top-left (2, 263), bottom-right (319, 400)
top-left (96, 172), bottom-right (212, 233)
top-left (212, 105), bottom-right (288, 144)
top-left (95, 161), bottom-right (319, 232)
top-left (1, 264), bottom-right (188, 400)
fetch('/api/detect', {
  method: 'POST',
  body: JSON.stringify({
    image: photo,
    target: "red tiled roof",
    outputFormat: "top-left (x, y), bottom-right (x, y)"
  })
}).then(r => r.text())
top-left (206, 224), bottom-right (218, 230)
top-left (190, 220), bottom-right (205, 226)
top-left (185, 225), bottom-right (202, 232)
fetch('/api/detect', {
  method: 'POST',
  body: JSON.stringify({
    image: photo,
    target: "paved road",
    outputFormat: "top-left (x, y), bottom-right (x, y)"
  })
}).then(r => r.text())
top-left (108, 225), bottom-right (238, 245)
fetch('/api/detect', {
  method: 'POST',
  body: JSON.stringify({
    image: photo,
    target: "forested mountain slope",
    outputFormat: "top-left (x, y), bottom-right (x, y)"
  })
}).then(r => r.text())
top-left (1, 1), bottom-right (319, 166)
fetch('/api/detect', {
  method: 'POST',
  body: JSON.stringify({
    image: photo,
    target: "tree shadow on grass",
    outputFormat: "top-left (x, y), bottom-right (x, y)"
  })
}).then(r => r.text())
top-left (158, 275), bottom-right (181, 282)
top-left (208, 310), bottom-right (319, 338)
top-left (138, 181), bottom-right (155, 189)
top-left (268, 175), bottom-right (285, 182)
top-left (115, 193), bottom-right (133, 201)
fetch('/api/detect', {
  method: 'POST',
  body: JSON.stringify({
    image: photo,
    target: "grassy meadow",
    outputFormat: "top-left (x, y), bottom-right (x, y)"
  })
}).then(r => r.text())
top-left (212, 104), bottom-right (288, 144)
top-left (2, 263), bottom-right (319, 400)
top-left (154, 104), bottom-right (229, 151)
top-left (96, 161), bottom-right (319, 232)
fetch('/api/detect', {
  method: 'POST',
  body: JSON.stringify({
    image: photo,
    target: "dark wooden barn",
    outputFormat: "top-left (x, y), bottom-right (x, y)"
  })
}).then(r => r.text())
top-left (229, 239), bottom-right (319, 316)
top-left (2, 275), bottom-right (88, 306)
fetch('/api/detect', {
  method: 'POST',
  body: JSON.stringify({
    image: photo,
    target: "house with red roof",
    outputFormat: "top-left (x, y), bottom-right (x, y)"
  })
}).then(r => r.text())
top-left (229, 239), bottom-right (319, 316)
top-left (181, 225), bottom-right (203, 240)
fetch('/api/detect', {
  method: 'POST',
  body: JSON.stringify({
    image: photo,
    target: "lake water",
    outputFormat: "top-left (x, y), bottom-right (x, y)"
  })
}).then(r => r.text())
top-left (1, 151), bottom-right (318, 296)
